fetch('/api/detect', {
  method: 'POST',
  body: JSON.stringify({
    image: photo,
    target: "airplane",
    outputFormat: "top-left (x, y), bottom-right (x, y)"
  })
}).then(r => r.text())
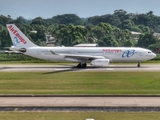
top-left (6, 24), bottom-right (156, 68)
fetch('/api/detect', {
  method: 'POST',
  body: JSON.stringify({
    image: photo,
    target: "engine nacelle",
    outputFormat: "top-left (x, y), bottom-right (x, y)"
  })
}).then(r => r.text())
top-left (91, 59), bottom-right (110, 67)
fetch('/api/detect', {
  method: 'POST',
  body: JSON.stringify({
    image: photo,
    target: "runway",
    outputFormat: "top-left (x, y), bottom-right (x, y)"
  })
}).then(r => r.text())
top-left (1, 97), bottom-right (160, 111)
top-left (0, 63), bottom-right (160, 72)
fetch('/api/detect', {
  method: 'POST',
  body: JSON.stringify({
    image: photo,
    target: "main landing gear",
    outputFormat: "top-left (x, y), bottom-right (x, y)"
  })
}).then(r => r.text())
top-left (77, 63), bottom-right (87, 68)
top-left (137, 61), bottom-right (141, 67)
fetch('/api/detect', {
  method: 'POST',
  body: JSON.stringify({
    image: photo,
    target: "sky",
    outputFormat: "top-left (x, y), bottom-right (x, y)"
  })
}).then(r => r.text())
top-left (0, 0), bottom-right (160, 19)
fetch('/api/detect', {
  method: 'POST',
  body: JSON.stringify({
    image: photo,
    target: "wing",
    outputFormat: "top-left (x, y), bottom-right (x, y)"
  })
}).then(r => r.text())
top-left (50, 50), bottom-right (105, 60)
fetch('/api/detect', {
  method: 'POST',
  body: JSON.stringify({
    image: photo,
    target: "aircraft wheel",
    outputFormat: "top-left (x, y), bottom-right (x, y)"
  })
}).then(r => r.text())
top-left (77, 63), bottom-right (87, 68)
top-left (82, 63), bottom-right (87, 68)
top-left (77, 63), bottom-right (81, 68)
top-left (137, 62), bottom-right (140, 67)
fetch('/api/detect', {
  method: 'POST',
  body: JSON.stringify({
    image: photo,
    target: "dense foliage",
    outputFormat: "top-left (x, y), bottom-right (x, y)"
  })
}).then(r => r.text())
top-left (0, 9), bottom-right (160, 53)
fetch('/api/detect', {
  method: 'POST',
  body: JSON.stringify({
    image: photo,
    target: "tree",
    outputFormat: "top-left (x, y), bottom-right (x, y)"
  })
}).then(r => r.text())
top-left (147, 11), bottom-right (154, 16)
top-left (89, 22), bottom-right (113, 40)
top-left (85, 24), bottom-right (98, 43)
top-left (52, 14), bottom-right (83, 25)
top-left (122, 40), bottom-right (134, 47)
top-left (91, 26), bottom-right (105, 39)
top-left (112, 28), bottom-right (132, 46)
top-left (88, 16), bottom-right (101, 25)
top-left (148, 42), bottom-right (160, 52)
top-left (137, 25), bottom-right (151, 33)
top-left (28, 25), bottom-right (46, 46)
top-left (0, 15), bottom-right (12, 26)
top-left (114, 9), bottom-right (128, 21)
top-left (98, 22), bottom-right (113, 34)
top-left (0, 25), bottom-right (12, 48)
top-left (137, 33), bottom-right (158, 48)
top-left (31, 17), bottom-right (46, 26)
top-left (133, 11), bottom-right (160, 32)
top-left (16, 16), bottom-right (31, 24)
top-left (97, 36), bottom-right (118, 47)
top-left (121, 19), bottom-right (134, 30)
top-left (52, 24), bottom-right (88, 46)
top-left (87, 14), bottom-right (122, 27)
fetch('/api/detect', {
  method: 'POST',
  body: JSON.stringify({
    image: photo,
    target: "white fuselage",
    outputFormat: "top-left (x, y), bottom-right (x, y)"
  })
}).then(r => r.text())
top-left (24, 46), bottom-right (156, 62)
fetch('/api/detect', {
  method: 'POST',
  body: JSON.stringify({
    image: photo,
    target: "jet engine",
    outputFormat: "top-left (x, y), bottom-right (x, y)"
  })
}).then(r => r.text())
top-left (91, 59), bottom-right (110, 67)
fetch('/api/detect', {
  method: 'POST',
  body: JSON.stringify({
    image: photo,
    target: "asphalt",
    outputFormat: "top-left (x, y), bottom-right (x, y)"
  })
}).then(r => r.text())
top-left (0, 63), bottom-right (160, 72)
top-left (0, 97), bottom-right (160, 107)
top-left (1, 97), bottom-right (160, 111)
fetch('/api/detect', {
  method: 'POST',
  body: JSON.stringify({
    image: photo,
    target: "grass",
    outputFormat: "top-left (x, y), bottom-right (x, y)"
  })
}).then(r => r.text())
top-left (0, 72), bottom-right (160, 95)
top-left (0, 61), bottom-right (74, 64)
top-left (0, 112), bottom-right (160, 120)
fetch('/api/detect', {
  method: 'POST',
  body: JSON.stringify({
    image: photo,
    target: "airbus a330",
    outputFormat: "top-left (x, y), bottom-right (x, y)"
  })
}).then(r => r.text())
top-left (7, 24), bottom-right (156, 68)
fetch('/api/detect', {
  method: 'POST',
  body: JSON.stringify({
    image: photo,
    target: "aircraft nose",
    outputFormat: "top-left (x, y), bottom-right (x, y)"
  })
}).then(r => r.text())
top-left (152, 53), bottom-right (156, 58)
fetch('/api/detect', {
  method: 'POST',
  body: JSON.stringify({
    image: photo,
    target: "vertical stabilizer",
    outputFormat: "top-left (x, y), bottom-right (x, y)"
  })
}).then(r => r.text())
top-left (7, 24), bottom-right (37, 48)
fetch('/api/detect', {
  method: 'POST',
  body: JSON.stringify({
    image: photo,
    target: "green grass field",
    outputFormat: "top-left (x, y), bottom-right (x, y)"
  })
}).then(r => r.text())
top-left (0, 112), bottom-right (160, 120)
top-left (0, 72), bottom-right (160, 95)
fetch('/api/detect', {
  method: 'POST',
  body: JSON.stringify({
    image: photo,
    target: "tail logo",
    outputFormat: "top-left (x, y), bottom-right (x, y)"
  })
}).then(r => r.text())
top-left (8, 25), bottom-right (27, 44)
top-left (14, 37), bottom-right (20, 46)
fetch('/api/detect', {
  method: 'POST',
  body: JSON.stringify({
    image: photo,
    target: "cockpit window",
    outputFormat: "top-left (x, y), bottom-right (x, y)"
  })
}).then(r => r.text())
top-left (148, 51), bottom-right (151, 53)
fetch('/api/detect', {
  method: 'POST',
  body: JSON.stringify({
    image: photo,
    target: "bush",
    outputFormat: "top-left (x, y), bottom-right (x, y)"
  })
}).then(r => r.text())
top-left (0, 53), bottom-right (47, 62)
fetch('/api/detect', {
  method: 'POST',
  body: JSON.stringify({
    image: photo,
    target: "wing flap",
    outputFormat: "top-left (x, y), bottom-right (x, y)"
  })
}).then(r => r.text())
top-left (50, 50), bottom-right (105, 60)
top-left (64, 54), bottom-right (105, 60)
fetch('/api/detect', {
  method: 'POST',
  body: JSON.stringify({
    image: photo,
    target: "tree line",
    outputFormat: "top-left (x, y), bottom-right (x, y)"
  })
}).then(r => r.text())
top-left (0, 9), bottom-right (160, 52)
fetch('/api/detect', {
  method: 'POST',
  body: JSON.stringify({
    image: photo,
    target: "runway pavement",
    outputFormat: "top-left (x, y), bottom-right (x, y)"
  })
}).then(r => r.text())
top-left (0, 97), bottom-right (160, 107)
top-left (0, 63), bottom-right (160, 72)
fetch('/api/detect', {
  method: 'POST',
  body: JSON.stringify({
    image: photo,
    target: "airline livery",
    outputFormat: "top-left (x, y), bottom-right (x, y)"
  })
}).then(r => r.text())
top-left (7, 24), bottom-right (156, 68)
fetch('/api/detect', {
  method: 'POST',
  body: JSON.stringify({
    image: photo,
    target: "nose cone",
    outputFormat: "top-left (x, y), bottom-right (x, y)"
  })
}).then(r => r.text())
top-left (152, 53), bottom-right (157, 59)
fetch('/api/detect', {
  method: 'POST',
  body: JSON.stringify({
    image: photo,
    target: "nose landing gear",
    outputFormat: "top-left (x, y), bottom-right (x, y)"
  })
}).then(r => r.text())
top-left (137, 61), bottom-right (141, 67)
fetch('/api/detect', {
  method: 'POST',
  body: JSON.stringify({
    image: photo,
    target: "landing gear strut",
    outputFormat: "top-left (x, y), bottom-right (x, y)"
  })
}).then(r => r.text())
top-left (77, 63), bottom-right (87, 68)
top-left (137, 61), bottom-right (141, 67)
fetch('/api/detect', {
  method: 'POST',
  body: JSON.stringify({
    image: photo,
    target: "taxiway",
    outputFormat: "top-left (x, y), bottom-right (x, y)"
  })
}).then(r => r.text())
top-left (0, 97), bottom-right (160, 107)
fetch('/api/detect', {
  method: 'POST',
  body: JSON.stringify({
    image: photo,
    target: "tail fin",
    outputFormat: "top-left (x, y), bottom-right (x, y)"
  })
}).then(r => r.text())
top-left (7, 24), bottom-right (37, 48)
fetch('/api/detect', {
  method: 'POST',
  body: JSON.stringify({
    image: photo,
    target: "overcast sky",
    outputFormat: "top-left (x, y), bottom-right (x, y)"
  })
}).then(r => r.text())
top-left (0, 0), bottom-right (160, 19)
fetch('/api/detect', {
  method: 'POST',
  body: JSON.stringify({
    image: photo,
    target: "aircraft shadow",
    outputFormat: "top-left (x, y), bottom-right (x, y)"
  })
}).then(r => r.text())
top-left (0, 65), bottom-right (149, 74)
top-left (43, 66), bottom-right (83, 74)
top-left (43, 65), bottom-right (148, 74)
